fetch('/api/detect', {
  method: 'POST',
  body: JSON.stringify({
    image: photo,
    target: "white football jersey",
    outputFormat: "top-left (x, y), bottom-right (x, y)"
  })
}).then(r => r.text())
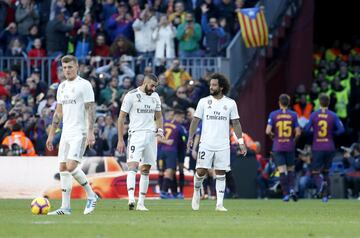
top-left (121, 88), bottom-right (161, 132)
top-left (57, 76), bottom-right (94, 137)
top-left (194, 95), bottom-right (240, 151)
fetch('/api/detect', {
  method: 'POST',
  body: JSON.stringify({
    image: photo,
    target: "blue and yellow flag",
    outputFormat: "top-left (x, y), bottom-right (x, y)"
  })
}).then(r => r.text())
top-left (237, 7), bottom-right (268, 48)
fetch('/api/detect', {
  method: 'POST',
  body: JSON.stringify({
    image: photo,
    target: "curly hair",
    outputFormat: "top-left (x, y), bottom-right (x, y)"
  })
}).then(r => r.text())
top-left (209, 73), bottom-right (230, 95)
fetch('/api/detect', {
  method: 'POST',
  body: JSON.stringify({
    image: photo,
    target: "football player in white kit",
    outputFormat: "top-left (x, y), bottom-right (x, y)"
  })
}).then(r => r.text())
top-left (187, 73), bottom-right (247, 211)
top-left (117, 73), bottom-right (164, 211)
top-left (46, 55), bottom-right (98, 215)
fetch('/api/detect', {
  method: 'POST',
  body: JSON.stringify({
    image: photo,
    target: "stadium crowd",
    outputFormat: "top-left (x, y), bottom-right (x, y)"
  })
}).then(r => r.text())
top-left (0, 0), bottom-right (359, 200)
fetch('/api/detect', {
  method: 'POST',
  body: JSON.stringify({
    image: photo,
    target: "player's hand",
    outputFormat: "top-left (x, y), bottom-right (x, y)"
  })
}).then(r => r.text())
top-left (187, 138), bottom-right (193, 151)
top-left (239, 144), bottom-right (247, 157)
top-left (46, 135), bottom-right (54, 151)
top-left (87, 132), bottom-right (96, 148)
top-left (117, 139), bottom-right (126, 153)
top-left (156, 129), bottom-right (165, 140)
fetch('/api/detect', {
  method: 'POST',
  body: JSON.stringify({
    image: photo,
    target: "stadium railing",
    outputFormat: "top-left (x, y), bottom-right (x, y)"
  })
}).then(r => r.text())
top-left (0, 56), bottom-right (224, 85)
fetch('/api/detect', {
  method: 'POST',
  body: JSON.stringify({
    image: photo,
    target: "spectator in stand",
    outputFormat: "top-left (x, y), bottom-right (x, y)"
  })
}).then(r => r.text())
top-left (164, 58), bottom-right (192, 90)
top-left (92, 34), bottom-right (110, 57)
top-left (201, 4), bottom-right (225, 56)
top-left (342, 143), bottom-right (360, 199)
top-left (99, 76), bottom-right (124, 106)
top-left (0, 22), bottom-right (21, 53)
top-left (132, 6), bottom-right (157, 58)
top-left (170, 86), bottom-right (192, 110)
top-left (349, 73), bottom-right (360, 139)
top-left (74, 25), bottom-right (93, 59)
top-left (218, 17), bottom-right (231, 56)
top-left (15, 0), bottom-right (39, 36)
top-left (129, 0), bottom-right (141, 20)
top-left (102, 114), bottom-right (118, 155)
top-left (152, 15), bottom-right (176, 63)
top-left (194, 0), bottom-right (217, 23)
top-left (156, 73), bottom-right (175, 103)
top-left (0, 72), bottom-right (11, 100)
top-left (2, 122), bottom-right (37, 156)
top-left (176, 12), bottom-right (202, 58)
top-left (5, 38), bottom-right (27, 58)
top-left (188, 68), bottom-right (211, 104)
top-left (102, 0), bottom-right (117, 21)
top-left (331, 76), bottom-right (349, 121)
top-left (217, 0), bottom-right (235, 35)
top-left (120, 76), bottom-right (134, 91)
top-left (109, 36), bottom-right (136, 58)
top-left (45, 8), bottom-right (74, 56)
top-left (106, 2), bottom-right (133, 42)
top-left (25, 24), bottom-right (41, 52)
top-left (28, 38), bottom-right (46, 67)
top-left (168, 1), bottom-right (186, 27)
top-left (293, 93), bottom-right (313, 128)
top-left (82, 0), bottom-right (103, 22)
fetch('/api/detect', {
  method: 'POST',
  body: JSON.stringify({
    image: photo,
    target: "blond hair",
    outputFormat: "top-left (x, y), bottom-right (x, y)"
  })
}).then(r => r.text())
top-left (61, 55), bottom-right (78, 65)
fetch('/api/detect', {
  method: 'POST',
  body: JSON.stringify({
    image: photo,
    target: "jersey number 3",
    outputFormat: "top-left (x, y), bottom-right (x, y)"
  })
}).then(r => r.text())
top-left (318, 120), bottom-right (328, 137)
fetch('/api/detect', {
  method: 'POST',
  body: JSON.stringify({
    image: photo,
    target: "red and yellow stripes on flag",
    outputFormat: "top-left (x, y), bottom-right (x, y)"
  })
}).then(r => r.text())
top-left (237, 7), bottom-right (268, 48)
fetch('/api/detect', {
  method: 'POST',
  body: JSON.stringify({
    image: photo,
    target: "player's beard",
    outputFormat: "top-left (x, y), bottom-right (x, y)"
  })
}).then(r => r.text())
top-left (210, 88), bottom-right (220, 96)
top-left (144, 85), bottom-right (154, 95)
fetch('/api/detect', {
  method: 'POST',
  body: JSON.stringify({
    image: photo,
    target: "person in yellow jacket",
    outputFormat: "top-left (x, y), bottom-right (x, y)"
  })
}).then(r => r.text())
top-left (164, 58), bottom-right (192, 90)
top-left (331, 77), bottom-right (349, 120)
top-left (2, 123), bottom-right (37, 156)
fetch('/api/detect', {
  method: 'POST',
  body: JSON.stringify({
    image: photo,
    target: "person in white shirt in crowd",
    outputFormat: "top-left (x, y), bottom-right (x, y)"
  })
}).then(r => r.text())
top-left (152, 15), bottom-right (176, 65)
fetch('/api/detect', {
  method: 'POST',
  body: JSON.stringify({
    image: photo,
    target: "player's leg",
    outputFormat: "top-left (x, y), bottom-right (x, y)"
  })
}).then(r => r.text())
top-left (311, 151), bottom-right (324, 198)
top-left (273, 152), bottom-right (289, 201)
top-left (137, 132), bottom-right (157, 211)
top-left (127, 132), bottom-right (145, 210)
top-left (286, 152), bottom-right (297, 201)
top-left (321, 151), bottom-right (335, 202)
top-left (157, 155), bottom-right (164, 194)
top-left (162, 168), bottom-right (175, 198)
top-left (162, 152), bottom-right (177, 198)
top-left (177, 159), bottom-right (185, 199)
top-left (48, 140), bottom-right (72, 215)
top-left (213, 149), bottom-right (230, 211)
top-left (192, 147), bottom-right (213, 210)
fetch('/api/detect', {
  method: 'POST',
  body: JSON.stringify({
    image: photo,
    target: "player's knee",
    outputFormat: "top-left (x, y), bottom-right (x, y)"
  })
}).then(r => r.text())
top-left (215, 174), bottom-right (226, 181)
top-left (196, 169), bottom-right (207, 177)
top-left (129, 167), bottom-right (138, 173)
top-left (66, 160), bottom-right (79, 173)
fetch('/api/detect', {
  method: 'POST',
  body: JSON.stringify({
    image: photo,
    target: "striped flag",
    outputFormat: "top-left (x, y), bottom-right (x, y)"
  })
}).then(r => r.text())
top-left (237, 7), bottom-right (268, 48)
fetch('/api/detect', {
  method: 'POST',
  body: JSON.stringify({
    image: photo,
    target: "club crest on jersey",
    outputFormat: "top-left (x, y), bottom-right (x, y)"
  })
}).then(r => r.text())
top-left (223, 105), bottom-right (228, 111)
top-left (136, 94), bottom-right (141, 102)
top-left (207, 100), bottom-right (212, 108)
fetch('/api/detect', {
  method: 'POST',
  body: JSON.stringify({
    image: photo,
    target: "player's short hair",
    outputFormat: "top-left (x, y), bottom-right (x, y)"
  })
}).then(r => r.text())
top-left (279, 94), bottom-right (290, 107)
top-left (61, 55), bottom-right (78, 65)
top-left (319, 93), bottom-right (330, 107)
top-left (209, 73), bottom-right (230, 95)
top-left (174, 108), bottom-right (185, 115)
top-left (12, 123), bottom-right (22, 132)
top-left (144, 73), bottom-right (158, 83)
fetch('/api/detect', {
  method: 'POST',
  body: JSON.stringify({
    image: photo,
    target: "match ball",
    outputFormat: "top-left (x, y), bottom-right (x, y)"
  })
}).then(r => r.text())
top-left (30, 197), bottom-right (51, 215)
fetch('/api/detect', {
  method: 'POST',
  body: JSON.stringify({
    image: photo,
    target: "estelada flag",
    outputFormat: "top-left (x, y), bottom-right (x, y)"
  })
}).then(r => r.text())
top-left (237, 7), bottom-right (268, 48)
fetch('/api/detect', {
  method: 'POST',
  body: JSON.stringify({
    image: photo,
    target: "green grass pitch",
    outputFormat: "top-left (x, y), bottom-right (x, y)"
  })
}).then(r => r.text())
top-left (0, 199), bottom-right (359, 238)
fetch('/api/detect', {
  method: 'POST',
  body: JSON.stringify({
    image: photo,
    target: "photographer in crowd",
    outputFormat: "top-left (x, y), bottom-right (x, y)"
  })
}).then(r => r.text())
top-left (1, 122), bottom-right (36, 156)
top-left (342, 143), bottom-right (360, 199)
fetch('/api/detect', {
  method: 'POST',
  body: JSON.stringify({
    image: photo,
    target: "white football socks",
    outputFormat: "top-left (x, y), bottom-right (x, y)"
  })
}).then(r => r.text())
top-left (138, 173), bottom-right (149, 205)
top-left (127, 170), bottom-right (136, 203)
top-left (60, 171), bottom-right (72, 209)
top-left (194, 172), bottom-right (205, 191)
top-left (215, 174), bottom-right (226, 207)
top-left (71, 167), bottom-right (96, 199)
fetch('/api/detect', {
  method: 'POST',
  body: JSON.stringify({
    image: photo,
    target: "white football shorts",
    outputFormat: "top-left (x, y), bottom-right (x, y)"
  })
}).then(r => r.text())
top-left (58, 134), bottom-right (87, 163)
top-left (127, 130), bottom-right (157, 167)
top-left (195, 146), bottom-right (231, 171)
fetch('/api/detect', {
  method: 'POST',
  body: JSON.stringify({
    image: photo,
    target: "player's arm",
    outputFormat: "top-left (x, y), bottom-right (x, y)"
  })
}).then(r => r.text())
top-left (294, 114), bottom-right (302, 142)
top-left (85, 102), bottom-right (96, 147)
top-left (116, 110), bottom-right (128, 153)
top-left (334, 115), bottom-right (345, 135)
top-left (265, 113), bottom-right (274, 139)
top-left (187, 116), bottom-right (200, 150)
top-left (303, 113), bottom-right (314, 134)
top-left (46, 104), bottom-right (63, 151)
top-left (155, 111), bottom-right (165, 139)
top-left (231, 119), bottom-right (247, 156)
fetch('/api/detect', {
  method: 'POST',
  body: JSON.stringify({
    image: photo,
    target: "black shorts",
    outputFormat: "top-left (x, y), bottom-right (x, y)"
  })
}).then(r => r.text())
top-left (158, 151), bottom-right (177, 170)
top-left (311, 151), bottom-right (335, 171)
top-left (273, 151), bottom-right (295, 167)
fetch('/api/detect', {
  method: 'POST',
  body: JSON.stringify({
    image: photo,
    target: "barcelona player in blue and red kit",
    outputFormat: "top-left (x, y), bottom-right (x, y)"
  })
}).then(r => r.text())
top-left (266, 94), bottom-right (301, 202)
top-left (158, 109), bottom-right (186, 198)
top-left (304, 93), bottom-right (344, 202)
